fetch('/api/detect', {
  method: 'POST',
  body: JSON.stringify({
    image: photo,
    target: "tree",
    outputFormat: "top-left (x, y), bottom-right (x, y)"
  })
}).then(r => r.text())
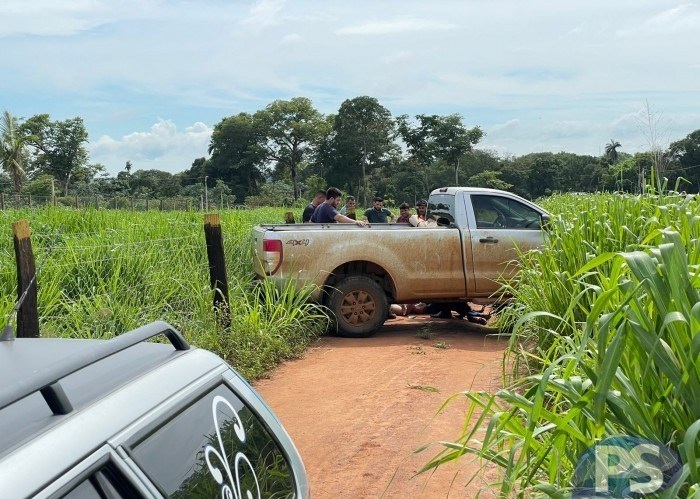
top-left (0, 110), bottom-right (33, 193)
top-left (669, 129), bottom-right (700, 192)
top-left (332, 97), bottom-right (395, 205)
top-left (207, 113), bottom-right (267, 200)
top-left (396, 114), bottom-right (439, 194)
top-left (23, 115), bottom-right (89, 195)
top-left (604, 139), bottom-right (621, 164)
top-left (396, 114), bottom-right (482, 192)
top-left (467, 170), bottom-right (513, 190)
top-left (431, 114), bottom-right (483, 185)
top-left (129, 169), bottom-right (182, 197)
top-left (605, 139), bottom-right (623, 191)
top-left (254, 98), bottom-right (329, 200)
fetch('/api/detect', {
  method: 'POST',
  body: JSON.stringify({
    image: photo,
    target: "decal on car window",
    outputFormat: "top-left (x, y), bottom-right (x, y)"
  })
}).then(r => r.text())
top-left (205, 394), bottom-right (261, 499)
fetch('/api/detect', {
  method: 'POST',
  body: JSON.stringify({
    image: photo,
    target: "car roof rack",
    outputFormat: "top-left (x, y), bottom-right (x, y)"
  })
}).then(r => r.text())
top-left (0, 321), bottom-right (190, 416)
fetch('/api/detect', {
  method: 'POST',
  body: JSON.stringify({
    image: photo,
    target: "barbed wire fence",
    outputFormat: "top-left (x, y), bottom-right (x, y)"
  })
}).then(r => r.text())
top-left (0, 193), bottom-right (252, 212)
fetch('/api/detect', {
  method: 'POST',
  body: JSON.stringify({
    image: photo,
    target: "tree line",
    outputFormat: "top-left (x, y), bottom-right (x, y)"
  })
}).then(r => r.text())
top-left (3, 99), bottom-right (700, 208)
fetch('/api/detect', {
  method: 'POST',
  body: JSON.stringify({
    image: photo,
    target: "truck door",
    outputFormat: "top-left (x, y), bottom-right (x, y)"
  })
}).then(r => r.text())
top-left (466, 194), bottom-right (547, 296)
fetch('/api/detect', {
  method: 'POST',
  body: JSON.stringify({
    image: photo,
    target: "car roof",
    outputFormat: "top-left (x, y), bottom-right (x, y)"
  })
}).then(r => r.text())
top-left (0, 322), bottom-right (191, 457)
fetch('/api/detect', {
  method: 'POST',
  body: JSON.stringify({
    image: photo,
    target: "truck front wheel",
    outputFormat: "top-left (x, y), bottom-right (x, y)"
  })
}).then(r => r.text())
top-left (328, 276), bottom-right (388, 337)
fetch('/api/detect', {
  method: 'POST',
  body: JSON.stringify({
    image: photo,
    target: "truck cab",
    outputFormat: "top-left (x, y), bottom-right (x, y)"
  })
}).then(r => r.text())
top-left (429, 187), bottom-right (549, 295)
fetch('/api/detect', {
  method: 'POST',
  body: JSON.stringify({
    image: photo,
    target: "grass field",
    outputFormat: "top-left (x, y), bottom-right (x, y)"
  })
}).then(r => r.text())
top-left (0, 206), bottom-right (327, 379)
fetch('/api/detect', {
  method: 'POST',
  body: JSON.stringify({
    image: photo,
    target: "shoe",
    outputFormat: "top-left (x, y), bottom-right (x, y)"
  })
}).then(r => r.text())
top-left (467, 316), bottom-right (488, 325)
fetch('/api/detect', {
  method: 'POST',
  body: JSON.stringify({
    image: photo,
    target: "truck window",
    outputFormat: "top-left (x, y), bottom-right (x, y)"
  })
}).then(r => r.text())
top-left (472, 195), bottom-right (543, 229)
top-left (128, 384), bottom-right (296, 498)
top-left (427, 195), bottom-right (455, 225)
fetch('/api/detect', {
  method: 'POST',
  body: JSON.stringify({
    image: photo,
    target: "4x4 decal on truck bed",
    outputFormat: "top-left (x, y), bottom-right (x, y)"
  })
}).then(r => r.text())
top-left (286, 239), bottom-right (311, 246)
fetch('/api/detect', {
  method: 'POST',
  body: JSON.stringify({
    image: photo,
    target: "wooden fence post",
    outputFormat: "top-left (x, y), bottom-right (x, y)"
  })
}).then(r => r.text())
top-left (12, 220), bottom-right (39, 338)
top-left (204, 214), bottom-right (230, 326)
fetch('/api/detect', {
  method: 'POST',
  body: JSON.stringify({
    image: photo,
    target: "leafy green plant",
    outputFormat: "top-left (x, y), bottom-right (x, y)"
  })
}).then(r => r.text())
top-left (0, 205), bottom-right (324, 380)
top-left (420, 224), bottom-right (700, 496)
top-left (416, 325), bottom-right (434, 339)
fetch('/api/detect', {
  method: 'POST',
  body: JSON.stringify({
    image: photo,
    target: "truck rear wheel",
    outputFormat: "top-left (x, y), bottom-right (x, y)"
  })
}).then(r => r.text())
top-left (328, 276), bottom-right (388, 337)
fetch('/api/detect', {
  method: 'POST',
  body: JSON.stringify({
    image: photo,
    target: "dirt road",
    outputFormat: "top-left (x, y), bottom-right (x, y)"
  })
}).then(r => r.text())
top-left (254, 314), bottom-right (506, 498)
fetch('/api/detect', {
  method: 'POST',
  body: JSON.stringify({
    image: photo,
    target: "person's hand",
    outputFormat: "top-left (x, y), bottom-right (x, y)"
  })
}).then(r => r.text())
top-left (356, 220), bottom-right (367, 227)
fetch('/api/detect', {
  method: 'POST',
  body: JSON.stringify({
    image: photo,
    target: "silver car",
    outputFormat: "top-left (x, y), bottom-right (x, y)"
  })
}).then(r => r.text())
top-left (0, 321), bottom-right (308, 498)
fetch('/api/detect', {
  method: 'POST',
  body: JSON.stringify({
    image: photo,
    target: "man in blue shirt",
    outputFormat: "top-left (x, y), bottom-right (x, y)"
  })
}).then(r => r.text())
top-left (311, 187), bottom-right (367, 226)
top-left (363, 196), bottom-right (395, 223)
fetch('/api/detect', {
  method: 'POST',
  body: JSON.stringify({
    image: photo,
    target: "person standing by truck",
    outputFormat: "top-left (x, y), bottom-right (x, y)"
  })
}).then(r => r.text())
top-left (311, 187), bottom-right (367, 225)
top-left (302, 191), bottom-right (326, 223)
top-left (363, 196), bottom-right (395, 223)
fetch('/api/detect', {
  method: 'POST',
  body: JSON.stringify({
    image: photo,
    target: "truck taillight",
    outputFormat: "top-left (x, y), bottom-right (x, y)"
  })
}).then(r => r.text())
top-left (262, 238), bottom-right (283, 275)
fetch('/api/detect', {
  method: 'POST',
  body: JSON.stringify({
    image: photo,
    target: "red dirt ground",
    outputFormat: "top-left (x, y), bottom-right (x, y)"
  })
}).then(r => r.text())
top-left (254, 313), bottom-right (507, 498)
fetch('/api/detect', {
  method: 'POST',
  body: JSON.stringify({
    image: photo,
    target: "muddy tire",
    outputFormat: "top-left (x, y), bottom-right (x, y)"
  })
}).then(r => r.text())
top-left (327, 276), bottom-right (388, 338)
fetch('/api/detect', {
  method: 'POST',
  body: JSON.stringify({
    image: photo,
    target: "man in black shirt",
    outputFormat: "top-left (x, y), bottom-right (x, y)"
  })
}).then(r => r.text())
top-left (363, 196), bottom-right (395, 223)
top-left (302, 191), bottom-right (326, 223)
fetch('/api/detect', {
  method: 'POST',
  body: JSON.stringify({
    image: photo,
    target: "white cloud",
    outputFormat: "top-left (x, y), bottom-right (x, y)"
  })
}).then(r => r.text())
top-left (336, 19), bottom-right (457, 35)
top-left (280, 33), bottom-right (302, 45)
top-left (89, 120), bottom-right (212, 174)
top-left (0, 0), bottom-right (161, 37)
top-left (618, 3), bottom-right (700, 36)
top-left (381, 50), bottom-right (414, 65)
top-left (241, 0), bottom-right (286, 29)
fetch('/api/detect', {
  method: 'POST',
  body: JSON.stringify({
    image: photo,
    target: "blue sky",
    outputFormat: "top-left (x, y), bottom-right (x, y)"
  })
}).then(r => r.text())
top-left (2, 0), bottom-right (699, 176)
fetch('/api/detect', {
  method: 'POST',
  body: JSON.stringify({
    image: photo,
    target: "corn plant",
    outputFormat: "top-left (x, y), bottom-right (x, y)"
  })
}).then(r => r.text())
top-left (420, 187), bottom-right (700, 496)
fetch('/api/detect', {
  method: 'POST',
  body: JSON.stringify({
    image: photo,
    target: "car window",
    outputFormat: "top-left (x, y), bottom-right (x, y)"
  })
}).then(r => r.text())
top-left (129, 384), bottom-right (296, 498)
top-left (58, 463), bottom-right (143, 499)
top-left (472, 194), bottom-right (542, 229)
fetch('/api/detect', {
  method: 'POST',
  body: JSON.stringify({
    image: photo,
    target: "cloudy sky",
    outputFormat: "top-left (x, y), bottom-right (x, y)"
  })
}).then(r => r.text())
top-left (2, 0), bottom-right (699, 176)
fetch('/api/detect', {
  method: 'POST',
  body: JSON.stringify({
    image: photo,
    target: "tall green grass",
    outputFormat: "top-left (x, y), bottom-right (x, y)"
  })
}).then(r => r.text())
top-left (0, 206), bottom-right (327, 379)
top-left (421, 190), bottom-right (700, 496)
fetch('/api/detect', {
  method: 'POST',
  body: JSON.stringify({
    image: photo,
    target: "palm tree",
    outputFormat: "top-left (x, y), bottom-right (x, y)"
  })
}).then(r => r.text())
top-left (605, 139), bottom-right (622, 190)
top-left (0, 110), bottom-right (32, 194)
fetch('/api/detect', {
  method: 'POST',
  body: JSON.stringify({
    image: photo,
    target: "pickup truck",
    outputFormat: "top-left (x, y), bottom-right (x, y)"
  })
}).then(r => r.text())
top-left (252, 187), bottom-right (550, 337)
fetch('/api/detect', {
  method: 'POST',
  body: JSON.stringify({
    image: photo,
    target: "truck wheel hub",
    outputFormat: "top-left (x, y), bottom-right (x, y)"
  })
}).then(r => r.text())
top-left (339, 291), bottom-right (376, 324)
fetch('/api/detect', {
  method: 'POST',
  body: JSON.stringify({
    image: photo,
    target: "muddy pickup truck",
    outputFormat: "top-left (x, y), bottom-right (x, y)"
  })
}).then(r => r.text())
top-left (252, 187), bottom-right (550, 337)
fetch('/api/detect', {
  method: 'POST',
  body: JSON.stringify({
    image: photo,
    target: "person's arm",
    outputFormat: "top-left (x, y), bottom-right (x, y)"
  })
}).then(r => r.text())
top-left (388, 210), bottom-right (396, 222)
top-left (334, 213), bottom-right (367, 225)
